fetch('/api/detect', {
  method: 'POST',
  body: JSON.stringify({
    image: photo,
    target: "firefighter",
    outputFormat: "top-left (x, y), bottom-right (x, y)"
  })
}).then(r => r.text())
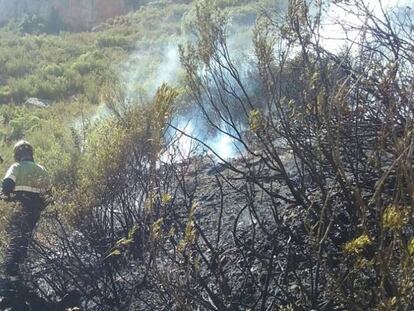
top-left (1, 140), bottom-right (50, 280)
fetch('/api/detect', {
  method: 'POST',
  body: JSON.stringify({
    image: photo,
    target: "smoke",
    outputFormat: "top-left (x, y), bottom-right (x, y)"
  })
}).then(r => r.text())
top-left (121, 43), bottom-right (182, 101)
top-left (164, 111), bottom-right (244, 162)
top-left (320, 0), bottom-right (412, 52)
top-left (117, 1), bottom-right (296, 162)
top-left (118, 18), bottom-right (257, 162)
top-left (163, 30), bottom-right (254, 161)
top-left (119, 0), bottom-right (411, 162)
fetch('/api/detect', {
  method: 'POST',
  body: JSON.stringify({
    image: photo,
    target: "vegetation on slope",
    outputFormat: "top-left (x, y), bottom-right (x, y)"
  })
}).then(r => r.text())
top-left (0, 0), bottom-right (273, 184)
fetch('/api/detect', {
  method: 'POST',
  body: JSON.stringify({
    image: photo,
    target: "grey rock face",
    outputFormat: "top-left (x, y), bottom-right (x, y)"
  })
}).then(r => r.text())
top-left (0, 0), bottom-right (52, 23)
top-left (0, 0), bottom-right (141, 31)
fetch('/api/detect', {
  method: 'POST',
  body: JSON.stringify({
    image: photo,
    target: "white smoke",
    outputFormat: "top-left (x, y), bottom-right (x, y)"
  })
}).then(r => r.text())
top-left (320, 0), bottom-right (412, 52)
top-left (119, 4), bottom-right (268, 162)
top-left (151, 47), bottom-right (182, 94)
top-left (121, 0), bottom-right (411, 162)
top-left (121, 42), bottom-right (183, 101)
top-left (163, 111), bottom-right (243, 162)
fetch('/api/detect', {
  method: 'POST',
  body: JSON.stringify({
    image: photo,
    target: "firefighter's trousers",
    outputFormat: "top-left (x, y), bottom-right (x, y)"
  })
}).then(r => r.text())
top-left (3, 193), bottom-right (43, 277)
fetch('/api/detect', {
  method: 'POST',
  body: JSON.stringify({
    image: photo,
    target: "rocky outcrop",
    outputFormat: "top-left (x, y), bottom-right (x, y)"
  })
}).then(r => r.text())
top-left (0, 0), bottom-right (51, 24)
top-left (0, 0), bottom-right (142, 31)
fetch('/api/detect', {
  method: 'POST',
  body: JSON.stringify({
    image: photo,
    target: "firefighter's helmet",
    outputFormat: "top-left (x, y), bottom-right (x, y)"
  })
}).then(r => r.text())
top-left (13, 140), bottom-right (34, 162)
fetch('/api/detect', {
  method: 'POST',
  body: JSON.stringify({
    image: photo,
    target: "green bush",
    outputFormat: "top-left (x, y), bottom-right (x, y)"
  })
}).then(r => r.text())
top-left (8, 115), bottom-right (40, 140)
top-left (43, 64), bottom-right (64, 77)
top-left (96, 35), bottom-right (129, 48)
top-left (4, 57), bottom-right (33, 77)
top-left (62, 68), bottom-right (83, 94)
top-left (9, 78), bottom-right (35, 102)
top-left (35, 78), bottom-right (66, 100)
top-left (0, 86), bottom-right (12, 103)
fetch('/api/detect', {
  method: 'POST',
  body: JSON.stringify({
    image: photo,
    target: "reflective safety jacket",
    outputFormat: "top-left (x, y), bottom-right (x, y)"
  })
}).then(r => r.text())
top-left (2, 161), bottom-right (50, 196)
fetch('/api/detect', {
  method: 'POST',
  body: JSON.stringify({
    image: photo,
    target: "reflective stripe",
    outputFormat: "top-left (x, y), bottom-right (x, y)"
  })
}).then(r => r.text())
top-left (3, 161), bottom-right (50, 194)
top-left (14, 186), bottom-right (43, 193)
top-left (4, 164), bottom-right (17, 182)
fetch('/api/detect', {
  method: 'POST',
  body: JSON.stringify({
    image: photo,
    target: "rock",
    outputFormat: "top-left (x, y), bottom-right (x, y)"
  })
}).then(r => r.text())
top-left (25, 97), bottom-right (50, 108)
top-left (0, 0), bottom-right (147, 31)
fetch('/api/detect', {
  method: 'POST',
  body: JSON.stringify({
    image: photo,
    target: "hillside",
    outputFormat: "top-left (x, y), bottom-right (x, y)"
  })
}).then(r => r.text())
top-left (0, 0), bottom-right (268, 177)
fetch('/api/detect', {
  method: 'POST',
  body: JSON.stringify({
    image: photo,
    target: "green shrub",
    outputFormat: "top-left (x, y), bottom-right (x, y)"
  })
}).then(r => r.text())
top-left (62, 68), bottom-right (83, 94)
top-left (71, 60), bottom-right (94, 75)
top-left (0, 86), bottom-right (12, 103)
top-left (4, 57), bottom-right (33, 77)
top-left (83, 78), bottom-right (101, 105)
top-left (9, 78), bottom-right (35, 102)
top-left (8, 115), bottom-right (40, 140)
top-left (96, 35), bottom-right (128, 48)
top-left (43, 64), bottom-right (64, 77)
